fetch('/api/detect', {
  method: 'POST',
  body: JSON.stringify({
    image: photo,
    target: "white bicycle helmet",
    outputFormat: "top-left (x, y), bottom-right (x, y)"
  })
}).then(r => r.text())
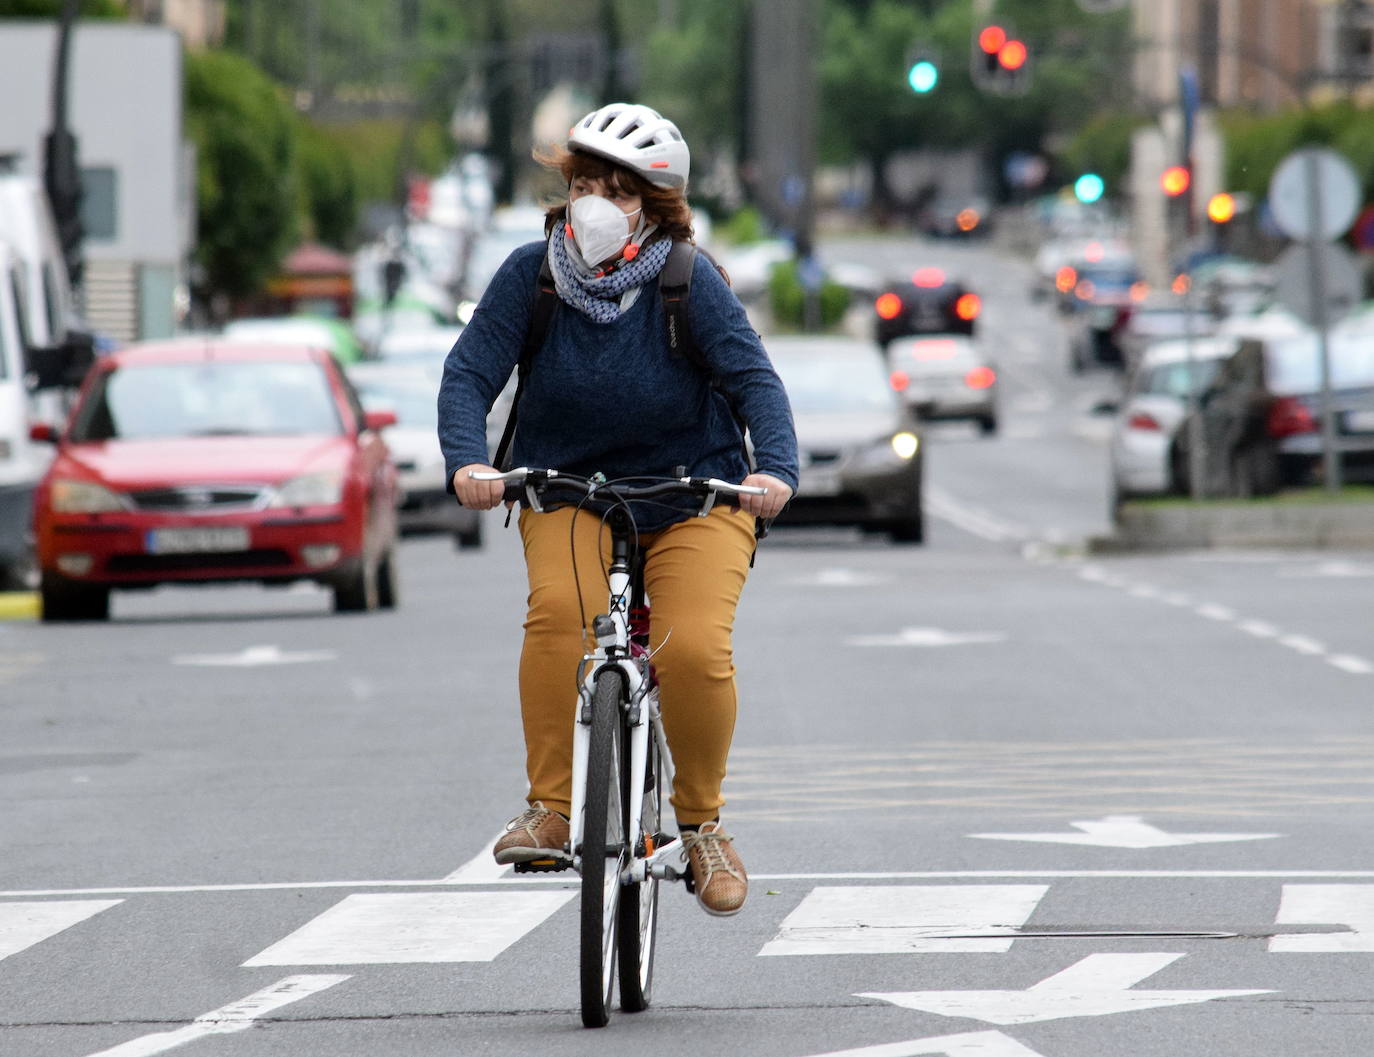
top-left (568, 103), bottom-right (690, 189)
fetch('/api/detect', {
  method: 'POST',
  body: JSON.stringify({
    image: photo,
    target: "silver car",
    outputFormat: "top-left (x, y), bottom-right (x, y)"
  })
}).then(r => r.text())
top-left (885, 333), bottom-right (999, 434)
top-left (767, 336), bottom-right (925, 543)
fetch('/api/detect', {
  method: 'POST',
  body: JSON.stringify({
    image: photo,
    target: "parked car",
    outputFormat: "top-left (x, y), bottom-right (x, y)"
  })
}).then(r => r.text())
top-left (347, 362), bottom-right (482, 548)
top-left (1115, 294), bottom-right (1216, 376)
top-left (767, 336), bottom-right (924, 543)
top-left (885, 333), bottom-right (999, 434)
top-left (31, 340), bottom-right (399, 620)
top-left (1173, 322), bottom-right (1374, 497)
top-left (222, 315), bottom-right (364, 364)
top-left (874, 268), bottom-right (980, 349)
top-left (1062, 251), bottom-right (1140, 372)
top-left (1108, 336), bottom-right (1235, 504)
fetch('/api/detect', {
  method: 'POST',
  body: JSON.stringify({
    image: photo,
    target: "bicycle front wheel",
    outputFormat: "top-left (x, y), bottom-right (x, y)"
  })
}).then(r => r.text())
top-left (579, 669), bottom-right (627, 1028)
top-left (617, 713), bottom-right (662, 1012)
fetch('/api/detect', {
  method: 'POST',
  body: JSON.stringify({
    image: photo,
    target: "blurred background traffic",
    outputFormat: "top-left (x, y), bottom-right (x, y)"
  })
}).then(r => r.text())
top-left (3, 0), bottom-right (1374, 616)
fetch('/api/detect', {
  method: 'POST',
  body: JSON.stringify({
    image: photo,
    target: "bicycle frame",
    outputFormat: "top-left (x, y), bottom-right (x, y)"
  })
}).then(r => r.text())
top-left (566, 516), bottom-right (681, 886)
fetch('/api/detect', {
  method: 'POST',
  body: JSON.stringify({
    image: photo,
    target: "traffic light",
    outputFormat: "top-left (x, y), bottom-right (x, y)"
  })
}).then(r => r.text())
top-left (1207, 192), bottom-right (1236, 224)
top-left (972, 24), bottom-right (1031, 95)
top-left (1074, 173), bottom-right (1105, 204)
top-left (1161, 165), bottom-right (1191, 197)
top-left (906, 45), bottom-right (940, 93)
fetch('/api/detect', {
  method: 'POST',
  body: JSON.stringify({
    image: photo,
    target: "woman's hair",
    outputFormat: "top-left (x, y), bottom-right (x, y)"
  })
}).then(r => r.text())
top-left (534, 144), bottom-right (694, 243)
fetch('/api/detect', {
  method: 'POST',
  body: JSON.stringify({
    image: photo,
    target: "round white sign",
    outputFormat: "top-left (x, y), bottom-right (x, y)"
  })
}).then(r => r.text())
top-left (1273, 241), bottom-right (1362, 326)
top-left (1268, 148), bottom-right (1361, 242)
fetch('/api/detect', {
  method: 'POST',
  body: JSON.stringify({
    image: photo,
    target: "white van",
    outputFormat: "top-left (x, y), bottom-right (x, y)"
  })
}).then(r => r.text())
top-left (0, 175), bottom-right (94, 588)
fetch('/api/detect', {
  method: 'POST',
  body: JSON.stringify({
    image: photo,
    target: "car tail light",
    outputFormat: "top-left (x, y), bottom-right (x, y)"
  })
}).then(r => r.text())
top-left (1130, 281), bottom-right (1150, 302)
top-left (912, 267), bottom-right (945, 288)
top-left (1126, 412), bottom-right (1162, 432)
top-left (1055, 266), bottom-right (1077, 293)
top-left (1267, 396), bottom-right (1317, 438)
top-left (875, 292), bottom-right (903, 319)
top-left (1075, 279), bottom-right (1096, 300)
top-left (1084, 241), bottom-right (1105, 262)
top-left (954, 293), bottom-right (981, 321)
top-left (964, 366), bottom-right (996, 390)
top-left (890, 370), bottom-right (910, 392)
top-left (956, 208), bottom-right (980, 232)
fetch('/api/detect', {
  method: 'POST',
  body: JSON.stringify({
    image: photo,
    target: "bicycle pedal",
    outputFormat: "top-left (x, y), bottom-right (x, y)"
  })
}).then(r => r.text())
top-left (512, 857), bottom-right (572, 874)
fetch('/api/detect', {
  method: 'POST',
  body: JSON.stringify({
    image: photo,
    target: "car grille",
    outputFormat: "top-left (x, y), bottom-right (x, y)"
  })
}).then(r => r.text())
top-left (107, 549), bottom-right (293, 573)
top-left (805, 450), bottom-right (842, 466)
top-left (126, 485), bottom-right (269, 512)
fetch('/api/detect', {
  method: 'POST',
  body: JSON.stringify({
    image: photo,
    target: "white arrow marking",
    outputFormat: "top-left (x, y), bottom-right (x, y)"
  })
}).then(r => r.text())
top-left (802, 1029), bottom-right (1045, 1057)
top-left (794, 568), bottom-right (885, 587)
top-left (81, 974), bottom-right (350, 1057)
top-left (970, 815), bottom-right (1281, 849)
top-left (859, 952), bottom-right (1273, 1025)
top-left (848, 627), bottom-right (1007, 648)
top-left (171, 644), bottom-right (338, 667)
top-left (1270, 884), bottom-right (1374, 952)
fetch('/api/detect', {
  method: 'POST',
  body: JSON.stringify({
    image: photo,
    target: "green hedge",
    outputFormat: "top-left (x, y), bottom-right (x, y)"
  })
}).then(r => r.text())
top-left (768, 259), bottom-right (850, 331)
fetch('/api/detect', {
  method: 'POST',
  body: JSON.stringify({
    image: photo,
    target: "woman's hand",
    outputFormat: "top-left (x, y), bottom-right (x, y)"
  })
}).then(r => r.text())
top-left (453, 463), bottom-right (506, 510)
top-left (738, 472), bottom-right (793, 519)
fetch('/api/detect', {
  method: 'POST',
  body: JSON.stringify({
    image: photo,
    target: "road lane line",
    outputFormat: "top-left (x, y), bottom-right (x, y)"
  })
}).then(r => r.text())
top-left (1328, 654), bottom-right (1374, 675)
top-left (243, 891), bottom-right (575, 965)
top-left (1278, 634), bottom-right (1326, 655)
top-left (0, 900), bottom-right (122, 961)
top-left (1270, 884), bottom-right (1374, 952)
top-left (1195, 603), bottom-right (1237, 621)
top-left (81, 974), bottom-right (349, 1057)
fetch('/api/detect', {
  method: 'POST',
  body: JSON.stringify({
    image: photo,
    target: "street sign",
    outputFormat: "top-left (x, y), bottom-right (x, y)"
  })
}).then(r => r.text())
top-left (1268, 148), bottom-right (1360, 242)
top-left (1273, 241), bottom-right (1362, 326)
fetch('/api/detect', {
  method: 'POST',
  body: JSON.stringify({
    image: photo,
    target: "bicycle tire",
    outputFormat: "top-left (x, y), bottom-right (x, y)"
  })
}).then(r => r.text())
top-left (617, 713), bottom-right (662, 1012)
top-left (579, 669), bottom-right (627, 1028)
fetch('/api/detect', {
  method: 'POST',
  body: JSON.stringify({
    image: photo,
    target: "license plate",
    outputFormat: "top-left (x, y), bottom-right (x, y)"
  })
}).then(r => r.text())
top-left (799, 469), bottom-right (842, 496)
top-left (1344, 409), bottom-right (1374, 433)
top-left (146, 527), bottom-right (250, 553)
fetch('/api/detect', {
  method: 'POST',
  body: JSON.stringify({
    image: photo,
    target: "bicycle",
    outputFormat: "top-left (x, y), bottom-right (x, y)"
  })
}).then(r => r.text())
top-left (470, 466), bottom-right (765, 1028)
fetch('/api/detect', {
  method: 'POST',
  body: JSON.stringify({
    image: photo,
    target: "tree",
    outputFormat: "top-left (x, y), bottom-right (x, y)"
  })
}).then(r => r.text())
top-left (185, 51), bottom-right (301, 304)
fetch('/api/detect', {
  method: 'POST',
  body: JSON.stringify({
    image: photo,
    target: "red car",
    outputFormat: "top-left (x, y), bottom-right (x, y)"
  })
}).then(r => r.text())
top-left (31, 340), bottom-right (400, 621)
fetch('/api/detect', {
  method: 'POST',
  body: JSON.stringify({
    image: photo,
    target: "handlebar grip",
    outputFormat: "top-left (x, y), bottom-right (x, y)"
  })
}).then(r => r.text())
top-left (503, 481), bottom-right (525, 503)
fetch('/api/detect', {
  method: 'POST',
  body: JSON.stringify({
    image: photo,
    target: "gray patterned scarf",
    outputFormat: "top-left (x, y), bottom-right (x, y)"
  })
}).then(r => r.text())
top-left (547, 224), bottom-right (672, 324)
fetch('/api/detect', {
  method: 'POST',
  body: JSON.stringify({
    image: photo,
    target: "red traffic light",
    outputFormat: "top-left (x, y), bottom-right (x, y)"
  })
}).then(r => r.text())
top-left (1161, 165), bottom-right (1191, 197)
top-left (978, 25), bottom-right (1007, 54)
top-left (999, 40), bottom-right (1028, 71)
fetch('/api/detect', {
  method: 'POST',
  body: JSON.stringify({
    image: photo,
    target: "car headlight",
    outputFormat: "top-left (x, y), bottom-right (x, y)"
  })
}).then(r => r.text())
top-left (50, 479), bottom-right (126, 513)
top-left (891, 431), bottom-right (920, 459)
top-left (851, 432), bottom-right (920, 470)
top-left (269, 471), bottom-right (344, 507)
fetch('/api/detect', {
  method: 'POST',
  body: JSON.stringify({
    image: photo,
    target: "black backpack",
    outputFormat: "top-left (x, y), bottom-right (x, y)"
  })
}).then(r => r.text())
top-left (492, 240), bottom-right (748, 471)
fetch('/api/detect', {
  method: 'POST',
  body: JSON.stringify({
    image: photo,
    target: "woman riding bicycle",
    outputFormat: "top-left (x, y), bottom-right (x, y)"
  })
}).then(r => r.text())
top-left (438, 103), bottom-right (798, 917)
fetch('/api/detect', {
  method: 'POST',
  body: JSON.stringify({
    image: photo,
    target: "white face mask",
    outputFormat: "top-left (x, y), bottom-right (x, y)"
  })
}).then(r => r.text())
top-left (567, 193), bottom-right (641, 268)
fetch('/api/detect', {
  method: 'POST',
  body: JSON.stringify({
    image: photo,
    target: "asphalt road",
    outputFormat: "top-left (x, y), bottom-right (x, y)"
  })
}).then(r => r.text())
top-left (2, 235), bottom-right (1372, 1057)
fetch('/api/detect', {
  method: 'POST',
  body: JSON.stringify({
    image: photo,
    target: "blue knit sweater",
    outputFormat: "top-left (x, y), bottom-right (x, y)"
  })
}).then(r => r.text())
top-left (437, 241), bottom-right (799, 531)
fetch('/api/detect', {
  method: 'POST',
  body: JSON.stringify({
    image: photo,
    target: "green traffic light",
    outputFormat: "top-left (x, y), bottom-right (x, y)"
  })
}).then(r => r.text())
top-left (908, 60), bottom-right (939, 93)
top-left (1074, 173), bottom-right (1105, 204)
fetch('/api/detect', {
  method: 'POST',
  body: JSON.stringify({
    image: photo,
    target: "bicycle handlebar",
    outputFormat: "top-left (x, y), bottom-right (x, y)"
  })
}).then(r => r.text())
top-left (469, 467), bottom-right (766, 513)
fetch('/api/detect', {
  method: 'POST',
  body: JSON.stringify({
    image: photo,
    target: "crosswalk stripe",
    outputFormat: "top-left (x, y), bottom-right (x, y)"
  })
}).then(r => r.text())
top-left (1270, 884), bottom-right (1374, 952)
top-left (242, 891), bottom-right (575, 965)
top-left (759, 886), bottom-right (1048, 956)
top-left (0, 899), bottom-right (122, 961)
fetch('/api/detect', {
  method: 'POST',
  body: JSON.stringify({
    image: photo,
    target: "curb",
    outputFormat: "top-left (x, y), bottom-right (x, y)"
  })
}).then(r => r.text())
top-left (1093, 501), bottom-right (1374, 553)
top-left (0, 592), bottom-right (39, 621)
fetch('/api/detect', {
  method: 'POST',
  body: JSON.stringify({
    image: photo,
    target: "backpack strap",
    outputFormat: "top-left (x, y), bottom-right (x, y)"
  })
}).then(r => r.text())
top-left (492, 253), bottom-right (557, 472)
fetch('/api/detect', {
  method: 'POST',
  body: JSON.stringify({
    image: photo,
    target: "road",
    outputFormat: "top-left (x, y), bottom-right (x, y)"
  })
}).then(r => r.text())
top-left (2, 234), bottom-right (1372, 1057)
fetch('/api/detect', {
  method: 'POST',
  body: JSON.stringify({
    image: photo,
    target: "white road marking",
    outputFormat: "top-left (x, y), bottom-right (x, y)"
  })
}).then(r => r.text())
top-left (12, 869), bottom-right (1374, 900)
top-left (1278, 634), bottom-right (1326, 655)
top-left (970, 815), bottom-right (1280, 849)
top-left (759, 886), bottom-right (1047, 956)
top-left (802, 1030), bottom-right (1046, 1057)
top-left (1237, 619), bottom-right (1280, 638)
top-left (1328, 654), bottom-right (1374, 675)
top-left (792, 568), bottom-right (886, 587)
top-left (1270, 884), bottom-right (1374, 952)
top-left (0, 899), bottom-right (122, 960)
top-left (1278, 561), bottom-right (1374, 578)
top-left (442, 832), bottom-right (510, 883)
top-left (847, 627), bottom-right (1007, 648)
top-left (1195, 603), bottom-right (1236, 621)
top-left (924, 487), bottom-right (1029, 543)
top-left (81, 974), bottom-right (349, 1057)
top-left (171, 645), bottom-right (338, 667)
top-left (858, 953), bottom-right (1273, 1026)
top-left (242, 891), bottom-right (574, 965)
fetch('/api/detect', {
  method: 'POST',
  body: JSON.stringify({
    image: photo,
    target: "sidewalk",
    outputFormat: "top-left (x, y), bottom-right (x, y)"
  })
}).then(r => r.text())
top-left (1092, 493), bottom-right (1374, 552)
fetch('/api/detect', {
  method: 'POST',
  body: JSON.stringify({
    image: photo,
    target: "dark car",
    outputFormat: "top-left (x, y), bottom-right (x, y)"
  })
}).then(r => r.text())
top-left (1173, 320), bottom-right (1374, 496)
top-left (874, 268), bottom-right (980, 349)
top-left (31, 340), bottom-right (400, 620)
top-left (1063, 254), bottom-right (1141, 371)
top-left (767, 336), bottom-right (924, 543)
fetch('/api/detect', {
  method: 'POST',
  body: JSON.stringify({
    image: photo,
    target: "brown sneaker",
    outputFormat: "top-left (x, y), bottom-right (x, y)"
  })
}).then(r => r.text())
top-left (681, 821), bottom-right (748, 916)
top-left (493, 802), bottom-right (570, 865)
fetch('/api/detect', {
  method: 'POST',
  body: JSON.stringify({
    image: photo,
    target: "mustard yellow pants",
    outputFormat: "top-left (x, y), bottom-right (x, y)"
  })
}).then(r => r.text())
top-left (518, 504), bottom-right (757, 826)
